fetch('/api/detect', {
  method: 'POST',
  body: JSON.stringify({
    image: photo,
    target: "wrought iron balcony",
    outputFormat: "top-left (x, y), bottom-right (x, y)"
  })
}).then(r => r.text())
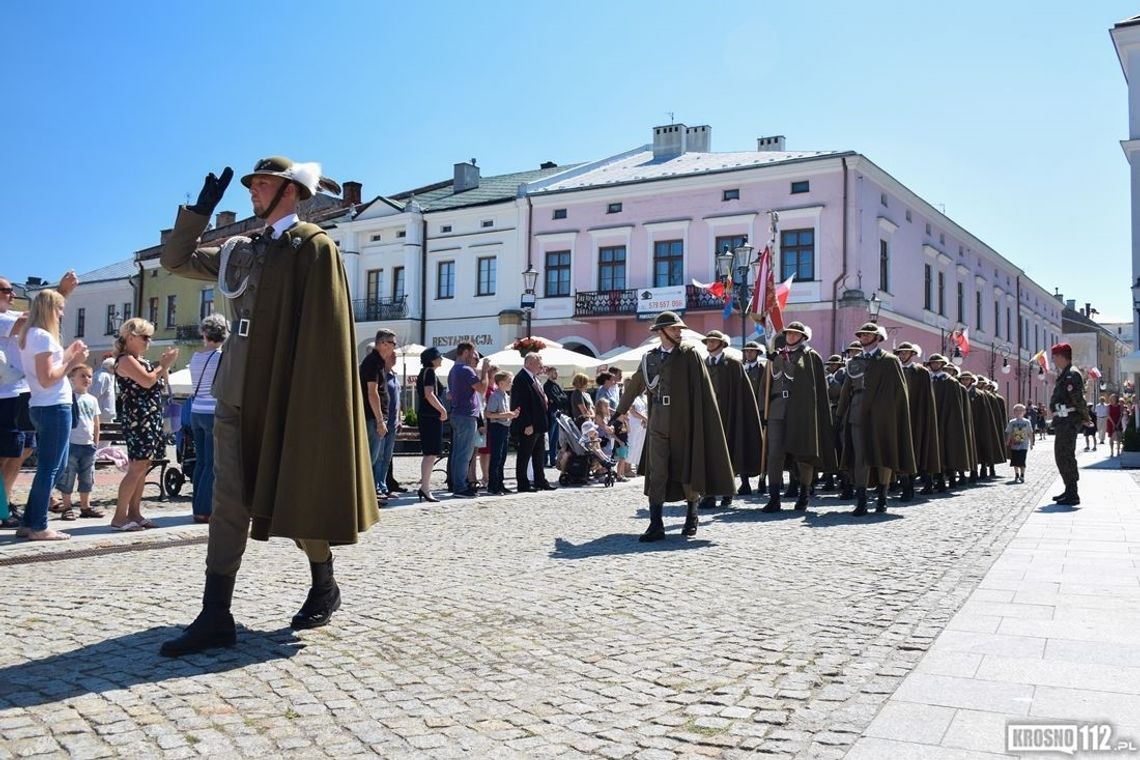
top-left (353, 295), bottom-right (408, 322)
top-left (574, 289), bottom-right (638, 317)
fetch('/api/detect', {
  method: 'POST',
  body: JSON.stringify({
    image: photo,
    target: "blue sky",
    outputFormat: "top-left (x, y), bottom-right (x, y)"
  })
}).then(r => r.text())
top-left (2, 1), bottom-right (1136, 320)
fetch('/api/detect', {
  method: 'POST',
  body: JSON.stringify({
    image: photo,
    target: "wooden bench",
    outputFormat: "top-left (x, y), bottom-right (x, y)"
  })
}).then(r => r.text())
top-left (98, 421), bottom-right (172, 500)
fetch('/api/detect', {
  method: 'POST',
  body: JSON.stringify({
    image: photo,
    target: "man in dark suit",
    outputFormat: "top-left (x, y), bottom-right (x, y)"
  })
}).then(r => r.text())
top-left (511, 353), bottom-right (557, 492)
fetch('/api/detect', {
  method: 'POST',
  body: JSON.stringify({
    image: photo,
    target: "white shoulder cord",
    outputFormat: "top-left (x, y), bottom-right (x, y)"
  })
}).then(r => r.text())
top-left (217, 236), bottom-right (253, 300)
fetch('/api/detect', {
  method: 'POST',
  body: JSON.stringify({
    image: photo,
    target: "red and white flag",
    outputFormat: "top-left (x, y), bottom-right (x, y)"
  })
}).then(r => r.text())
top-left (690, 278), bottom-right (726, 299)
top-left (748, 246), bottom-right (791, 333)
top-left (951, 327), bottom-right (971, 357)
top-left (1032, 349), bottom-right (1051, 373)
top-left (1089, 366), bottom-right (1102, 380)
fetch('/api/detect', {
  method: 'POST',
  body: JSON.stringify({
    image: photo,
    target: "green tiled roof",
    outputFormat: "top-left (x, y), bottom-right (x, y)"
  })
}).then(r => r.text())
top-left (391, 164), bottom-right (580, 212)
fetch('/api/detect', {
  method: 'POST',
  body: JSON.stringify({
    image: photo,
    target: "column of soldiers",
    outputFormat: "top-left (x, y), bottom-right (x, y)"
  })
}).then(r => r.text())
top-left (617, 312), bottom-right (1037, 541)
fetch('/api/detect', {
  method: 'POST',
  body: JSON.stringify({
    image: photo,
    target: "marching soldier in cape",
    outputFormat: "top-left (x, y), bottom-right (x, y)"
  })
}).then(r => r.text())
top-left (837, 323), bottom-right (916, 514)
top-left (820, 354), bottom-right (847, 492)
top-left (760, 321), bottom-right (836, 512)
top-left (739, 339), bottom-right (767, 496)
top-left (896, 342), bottom-right (940, 499)
top-left (1049, 343), bottom-right (1089, 505)
top-left (846, 340), bottom-right (863, 360)
top-left (158, 158), bottom-right (378, 656)
top-left (614, 312), bottom-right (734, 540)
top-left (979, 376), bottom-right (1007, 478)
top-left (700, 330), bottom-right (764, 508)
top-left (927, 354), bottom-right (970, 492)
top-left (959, 372), bottom-right (994, 482)
top-left (947, 365), bottom-right (978, 485)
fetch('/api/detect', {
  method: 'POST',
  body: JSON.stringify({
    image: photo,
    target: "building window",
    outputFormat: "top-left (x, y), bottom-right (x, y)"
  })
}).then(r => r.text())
top-left (437, 261), bottom-right (455, 299)
top-left (370, 233), bottom-right (383, 242)
top-left (396, 230), bottom-right (406, 238)
top-left (780, 229), bottom-right (815, 282)
top-left (976, 291), bottom-right (983, 330)
top-left (123, 303), bottom-right (132, 322)
top-left (722, 188), bottom-right (740, 201)
top-left (440, 225), bottom-right (452, 233)
top-left (715, 234), bottom-right (749, 265)
top-left (481, 220), bottom-right (494, 228)
top-left (879, 239), bottom-right (890, 293)
top-left (148, 297), bottom-right (159, 325)
top-left (545, 250), bottom-right (571, 297)
top-left (957, 282), bottom-right (964, 324)
top-left (958, 245), bottom-right (964, 257)
top-left (598, 246), bottom-right (627, 291)
top-left (366, 269), bottom-right (381, 301)
top-left (553, 208), bottom-right (567, 220)
top-left (199, 288), bottom-right (214, 320)
top-left (791, 180), bottom-right (810, 194)
top-left (653, 239), bottom-right (684, 287)
top-left (1034, 324), bottom-right (1039, 353)
top-left (880, 193), bottom-right (888, 207)
top-left (476, 256), bottom-right (497, 296)
top-left (994, 301), bottom-right (1001, 338)
top-left (76, 308), bottom-right (85, 338)
top-left (1006, 307), bottom-right (1011, 341)
top-left (393, 266), bottom-right (405, 300)
top-left (606, 202), bottom-right (623, 214)
top-left (905, 210), bottom-right (912, 223)
top-left (924, 265), bottom-right (932, 311)
top-left (165, 295), bottom-right (177, 328)
top-left (105, 305), bottom-right (117, 335)
top-left (937, 272), bottom-right (945, 317)
top-left (940, 233), bottom-right (946, 245)
top-left (925, 223), bottom-right (932, 236)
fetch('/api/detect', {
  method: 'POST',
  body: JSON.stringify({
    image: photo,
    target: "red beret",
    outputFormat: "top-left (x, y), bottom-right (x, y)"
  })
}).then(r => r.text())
top-left (1051, 342), bottom-right (1072, 357)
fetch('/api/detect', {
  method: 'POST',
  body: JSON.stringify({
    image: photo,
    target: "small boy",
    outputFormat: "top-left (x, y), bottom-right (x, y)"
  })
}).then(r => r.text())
top-left (56, 365), bottom-right (104, 518)
top-left (484, 371), bottom-right (518, 495)
top-left (1005, 403), bottom-right (1034, 483)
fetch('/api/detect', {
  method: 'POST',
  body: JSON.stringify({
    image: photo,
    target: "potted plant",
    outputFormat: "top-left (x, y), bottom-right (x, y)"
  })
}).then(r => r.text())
top-left (511, 336), bottom-right (547, 357)
top-left (1121, 411), bottom-right (1140, 468)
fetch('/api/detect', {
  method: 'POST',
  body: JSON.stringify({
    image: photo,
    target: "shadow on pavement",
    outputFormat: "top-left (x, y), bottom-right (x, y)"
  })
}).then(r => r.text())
top-left (800, 510), bottom-right (904, 527)
top-left (1036, 502), bottom-right (1082, 513)
top-left (0, 625), bottom-right (302, 708)
top-left (1082, 459), bottom-right (1122, 470)
top-left (551, 534), bottom-right (712, 559)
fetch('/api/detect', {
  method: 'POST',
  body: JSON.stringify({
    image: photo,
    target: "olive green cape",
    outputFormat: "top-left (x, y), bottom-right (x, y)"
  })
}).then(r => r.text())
top-left (903, 363), bottom-right (942, 474)
top-left (706, 354), bottom-right (764, 477)
top-left (839, 351), bottom-right (916, 475)
top-left (764, 346), bottom-right (838, 473)
top-left (932, 374), bottom-right (970, 472)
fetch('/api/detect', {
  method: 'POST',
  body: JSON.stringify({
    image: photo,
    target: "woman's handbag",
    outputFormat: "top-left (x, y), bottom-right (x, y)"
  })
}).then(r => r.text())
top-left (181, 350), bottom-right (218, 428)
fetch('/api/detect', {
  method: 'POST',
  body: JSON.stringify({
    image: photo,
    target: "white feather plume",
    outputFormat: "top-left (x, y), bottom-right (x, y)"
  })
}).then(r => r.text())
top-left (288, 162), bottom-right (322, 196)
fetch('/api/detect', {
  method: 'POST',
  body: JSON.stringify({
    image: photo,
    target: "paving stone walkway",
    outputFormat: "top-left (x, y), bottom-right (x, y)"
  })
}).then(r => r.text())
top-left (0, 444), bottom-right (1089, 758)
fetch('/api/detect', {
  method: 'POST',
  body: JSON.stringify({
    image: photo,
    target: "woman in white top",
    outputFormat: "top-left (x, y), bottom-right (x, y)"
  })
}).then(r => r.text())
top-left (18, 289), bottom-right (88, 540)
top-left (625, 391), bottom-right (648, 475)
top-left (188, 314), bottom-right (228, 523)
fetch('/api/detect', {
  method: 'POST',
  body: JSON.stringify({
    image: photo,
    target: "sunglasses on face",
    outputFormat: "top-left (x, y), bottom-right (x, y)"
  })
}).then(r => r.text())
top-left (0, 287), bottom-right (13, 294)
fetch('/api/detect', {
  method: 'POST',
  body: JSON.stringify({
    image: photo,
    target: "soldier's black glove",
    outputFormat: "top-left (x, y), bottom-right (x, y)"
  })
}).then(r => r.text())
top-left (188, 166), bottom-right (234, 216)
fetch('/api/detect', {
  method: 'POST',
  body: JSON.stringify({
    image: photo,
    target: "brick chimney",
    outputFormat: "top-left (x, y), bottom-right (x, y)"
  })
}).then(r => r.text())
top-left (342, 181), bottom-right (362, 205)
top-left (160, 228), bottom-right (173, 244)
top-left (454, 160), bottom-right (480, 193)
top-left (757, 135), bottom-right (786, 152)
top-left (215, 211), bottom-right (237, 228)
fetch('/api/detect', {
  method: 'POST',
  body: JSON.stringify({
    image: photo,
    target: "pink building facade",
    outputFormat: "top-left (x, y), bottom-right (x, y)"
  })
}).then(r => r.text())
top-left (525, 127), bottom-right (1061, 405)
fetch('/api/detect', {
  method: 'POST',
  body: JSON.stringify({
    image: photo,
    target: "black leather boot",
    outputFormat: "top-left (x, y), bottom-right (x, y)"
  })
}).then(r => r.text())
top-left (1056, 490), bottom-right (1081, 506)
top-left (839, 475), bottom-right (854, 500)
top-left (876, 484), bottom-right (888, 513)
top-left (737, 477), bottom-right (752, 496)
top-left (988, 465), bottom-right (997, 479)
top-left (820, 473), bottom-right (836, 492)
top-left (794, 484), bottom-right (810, 511)
top-left (851, 488), bottom-right (868, 515)
top-left (160, 573), bottom-right (237, 657)
top-left (918, 476), bottom-right (934, 495)
top-left (899, 476), bottom-right (914, 503)
top-left (682, 501), bottom-right (699, 536)
top-left (699, 496), bottom-right (717, 509)
top-left (640, 504), bottom-right (666, 542)
top-left (969, 469), bottom-right (978, 485)
top-left (761, 483), bottom-right (782, 513)
top-left (291, 556), bottom-right (342, 630)
top-left (784, 478), bottom-right (798, 499)
top-left (936, 474), bottom-right (948, 493)
top-left (720, 496), bottom-right (734, 508)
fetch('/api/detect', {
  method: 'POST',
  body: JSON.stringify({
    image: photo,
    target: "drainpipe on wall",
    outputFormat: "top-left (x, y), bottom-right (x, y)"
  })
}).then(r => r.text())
top-left (1016, 275), bottom-right (1023, 401)
top-left (830, 156), bottom-right (851, 353)
top-left (419, 217), bottom-right (428, 345)
top-left (525, 195), bottom-right (534, 341)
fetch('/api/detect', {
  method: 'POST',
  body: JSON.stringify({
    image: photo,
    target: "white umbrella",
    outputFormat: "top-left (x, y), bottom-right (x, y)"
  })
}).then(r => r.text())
top-left (394, 353), bottom-right (454, 388)
top-left (600, 345), bottom-right (632, 360)
top-left (482, 346), bottom-right (602, 378)
top-left (604, 332), bottom-right (741, 372)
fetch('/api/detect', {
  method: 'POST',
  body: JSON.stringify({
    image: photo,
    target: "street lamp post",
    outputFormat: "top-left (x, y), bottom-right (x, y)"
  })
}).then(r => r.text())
top-left (521, 264), bottom-right (538, 338)
top-left (715, 242), bottom-right (756, 347)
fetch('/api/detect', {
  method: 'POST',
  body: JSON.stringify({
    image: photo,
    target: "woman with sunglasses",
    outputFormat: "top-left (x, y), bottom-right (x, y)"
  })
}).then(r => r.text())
top-left (112, 318), bottom-right (178, 531)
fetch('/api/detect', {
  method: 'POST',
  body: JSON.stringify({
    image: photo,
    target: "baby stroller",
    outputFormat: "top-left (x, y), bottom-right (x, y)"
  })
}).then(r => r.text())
top-left (554, 412), bottom-right (616, 487)
top-left (164, 419), bottom-right (198, 497)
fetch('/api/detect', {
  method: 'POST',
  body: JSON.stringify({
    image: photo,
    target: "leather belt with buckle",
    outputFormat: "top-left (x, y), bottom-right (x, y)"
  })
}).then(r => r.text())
top-left (659, 394), bottom-right (671, 406)
top-left (233, 318), bottom-right (251, 337)
top-left (769, 390), bottom-right (790, 400)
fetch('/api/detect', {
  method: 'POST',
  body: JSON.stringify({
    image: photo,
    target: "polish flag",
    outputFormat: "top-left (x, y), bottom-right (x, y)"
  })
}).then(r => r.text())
top-left (690, 278), bottom-right (726, 299)
top-left (1089, 366), bottom-right (1102, 380)
top-left (1032, 349), bottom-right (1051, 373)
top-left (952, 327), bottom-right (971, 357)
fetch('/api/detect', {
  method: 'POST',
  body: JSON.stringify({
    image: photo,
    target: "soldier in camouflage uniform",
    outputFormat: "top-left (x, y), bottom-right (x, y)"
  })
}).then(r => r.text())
top-left (1049, 342), bottom-right (1090, 505)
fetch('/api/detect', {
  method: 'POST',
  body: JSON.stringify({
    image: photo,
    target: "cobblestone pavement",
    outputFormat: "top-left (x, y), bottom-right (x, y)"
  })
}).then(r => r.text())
top-left (0, 444), bottom-right (1064, 759)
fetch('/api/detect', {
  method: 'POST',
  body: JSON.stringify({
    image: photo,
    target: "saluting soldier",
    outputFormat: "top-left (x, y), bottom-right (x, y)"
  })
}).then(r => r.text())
top-left (927, 354), bottom-right (970, 491)
top-left (614, 312), bottom-right (734, 540)
top-left (896, 342), bottom-right (940, 499)
top-left (700, 330), bottom-right (764, 508)
top-left (739, 339), bottom-right (767, 496)
top-left (1049, 342), bottom-right (1089, 505)
top-left (820, 354), bottom-right (846, 492)
top-left (158, 158), bottom-right (378, 656)
top-left (761, 321), bottom-right (836, 512)
top-left (837, 323), bottom-right (916, 514)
